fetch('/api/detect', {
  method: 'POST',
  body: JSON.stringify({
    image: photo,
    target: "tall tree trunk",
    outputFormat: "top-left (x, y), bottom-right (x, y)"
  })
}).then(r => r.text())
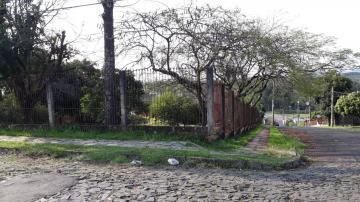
top-left (102, 0), bottom-right (116, 126)
top-left (196, 71), bottom-right (206, 126)
top-left (196, 92), bottom-right (206, 126)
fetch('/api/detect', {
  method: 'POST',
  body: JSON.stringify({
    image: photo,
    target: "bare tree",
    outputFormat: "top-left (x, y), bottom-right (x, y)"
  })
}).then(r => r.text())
top-left (117, 5), bottom-right (360, 116)
top-left (117, 6), bottom-right (258, 124)
top-left (215, 21), bottom-right (360, 107)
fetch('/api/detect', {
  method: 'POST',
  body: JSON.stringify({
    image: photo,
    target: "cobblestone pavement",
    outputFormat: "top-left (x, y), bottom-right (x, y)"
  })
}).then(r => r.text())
top-left (0, 127), bottom-right (360, 201)
top-left (1, 154), bottom-right (360, 201)
top-left (0, 136), bottom-right (202, 151)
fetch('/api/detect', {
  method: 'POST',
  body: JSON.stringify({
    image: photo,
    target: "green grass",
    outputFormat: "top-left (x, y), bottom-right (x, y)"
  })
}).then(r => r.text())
top-left (0, 126), bottom-right (263, 151)
top-left (0, 127), bottom-right (206, 144)
top-left (0, 126), bottom-right (295, 168)
top-left (203, 126), bottom-right (263, 151)
top-left (0, 141), bottom-right (290, 167)
top-left (319, 125), bottom-right (360, 133)
top-left (268, 127), bottom-right (305, 156)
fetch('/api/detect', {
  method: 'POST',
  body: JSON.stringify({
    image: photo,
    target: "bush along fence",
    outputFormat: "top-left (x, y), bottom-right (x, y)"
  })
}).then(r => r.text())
top-left (0, 66), bottom-right (263, 138)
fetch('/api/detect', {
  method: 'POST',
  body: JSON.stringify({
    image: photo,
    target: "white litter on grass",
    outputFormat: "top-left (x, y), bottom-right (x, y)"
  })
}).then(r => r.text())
top-left (130, 160), bottom-right (142, 166)
top-left (168, 158), bottom-right (179, 166)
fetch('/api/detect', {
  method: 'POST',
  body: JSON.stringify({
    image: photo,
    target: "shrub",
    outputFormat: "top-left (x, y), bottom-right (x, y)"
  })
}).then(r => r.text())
top-left (80, 92), bottom-right (104, 123)
top-left (33, 103), bottom-right (48, 123)
top-left (149, 92), bottom-right (199, 126)
top-left (0, 93), bottom-right (48, 124)
top-left (335, 92), bottom-right (360, 118)
top-left (0, 93), bottom-right (22, 124)
top-left (128, 114), bottom-right (148, 125)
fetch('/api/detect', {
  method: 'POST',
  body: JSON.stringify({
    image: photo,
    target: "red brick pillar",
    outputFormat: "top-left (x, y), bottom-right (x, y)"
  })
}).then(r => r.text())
top-left (224, 90), bottom-right (234, 138)
top-left (213, 83), bottom-right (225, 136)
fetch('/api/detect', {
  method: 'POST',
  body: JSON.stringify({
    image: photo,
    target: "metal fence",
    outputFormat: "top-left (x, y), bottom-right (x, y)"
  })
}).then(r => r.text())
top-left (0, 67), bottom-right (263, 136)
top-left (128, 68), bottom-right (205, 126)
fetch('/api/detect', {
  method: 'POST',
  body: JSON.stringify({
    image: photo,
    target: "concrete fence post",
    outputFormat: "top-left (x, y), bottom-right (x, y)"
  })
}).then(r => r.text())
top-left (119, 71), bottom-right (128, 128)
top-left (46, 83), bottom-right (55, 128)
top-left (206, 66), bottom-right (215, 136)
top-left (231, 91), bottom-right (235, 136)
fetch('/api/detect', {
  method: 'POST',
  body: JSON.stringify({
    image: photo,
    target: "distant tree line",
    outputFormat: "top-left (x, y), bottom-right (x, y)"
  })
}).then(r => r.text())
top-left (261, 70), bottom-right (359, 125)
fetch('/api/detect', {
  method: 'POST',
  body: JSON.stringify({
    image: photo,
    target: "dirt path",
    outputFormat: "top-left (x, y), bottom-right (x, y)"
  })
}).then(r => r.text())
top-left (246, 128), bottom-right (269, 151)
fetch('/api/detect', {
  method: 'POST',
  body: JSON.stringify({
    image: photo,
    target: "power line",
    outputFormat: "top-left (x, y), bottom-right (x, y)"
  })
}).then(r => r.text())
top-left (47, 2), bottom-right (102, 12)
top-left (45, 0), bottom-right (128, 13)
top-left (44, 0), bottom-right (208, 14)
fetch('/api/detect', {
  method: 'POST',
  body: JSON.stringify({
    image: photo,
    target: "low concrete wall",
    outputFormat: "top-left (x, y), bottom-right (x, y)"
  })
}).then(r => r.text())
top-left (3, 124), bottom-right (207, 136)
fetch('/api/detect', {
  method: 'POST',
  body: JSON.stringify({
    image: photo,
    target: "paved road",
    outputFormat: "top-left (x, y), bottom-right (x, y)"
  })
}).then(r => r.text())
top-left (0, 174), bottom-right (76, 202)
top-left (296, 127), bottom-right (360, 162)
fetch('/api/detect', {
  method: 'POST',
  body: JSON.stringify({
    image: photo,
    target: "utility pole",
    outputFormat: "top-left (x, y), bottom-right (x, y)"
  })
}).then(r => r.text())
top-left (330, 86), bottom-right (334, 127)
top-left (297, 100), bottom-right (300, 126)
top-left (272, 80), bottom-right (275, 126)
top-left (102, 0), bottom-right (116, 126)
top-left (308, 97), bottom-right (311, 126)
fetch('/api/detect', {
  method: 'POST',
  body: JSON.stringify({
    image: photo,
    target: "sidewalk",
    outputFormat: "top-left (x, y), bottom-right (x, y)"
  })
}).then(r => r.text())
top-left (246, 128), bottom-right (269, 151)
top-left (0, 136), bottom-right (202, 151)
top-left (0, 129), bottom-right (268, 155)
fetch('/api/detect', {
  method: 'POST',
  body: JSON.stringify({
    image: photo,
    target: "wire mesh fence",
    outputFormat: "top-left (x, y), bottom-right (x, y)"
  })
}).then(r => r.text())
top-left (0, 68), bottom-right (206, 127)
top-left (0, 67), bottom-right (264, 135)
top-left (0, 72), bottom-right (104, 126)
top-left (129, 68), bottom-right (205, 127)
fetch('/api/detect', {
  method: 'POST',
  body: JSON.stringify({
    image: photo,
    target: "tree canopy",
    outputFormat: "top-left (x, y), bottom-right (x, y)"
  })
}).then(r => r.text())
top-left (335, 92), bottom-right (360, 118)
top-left (0, 0), bottom-right (71, 122)
top-left (117, 5), bottom-right (360, 111)
top-left (314, 70), bottom-right (354, 123)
